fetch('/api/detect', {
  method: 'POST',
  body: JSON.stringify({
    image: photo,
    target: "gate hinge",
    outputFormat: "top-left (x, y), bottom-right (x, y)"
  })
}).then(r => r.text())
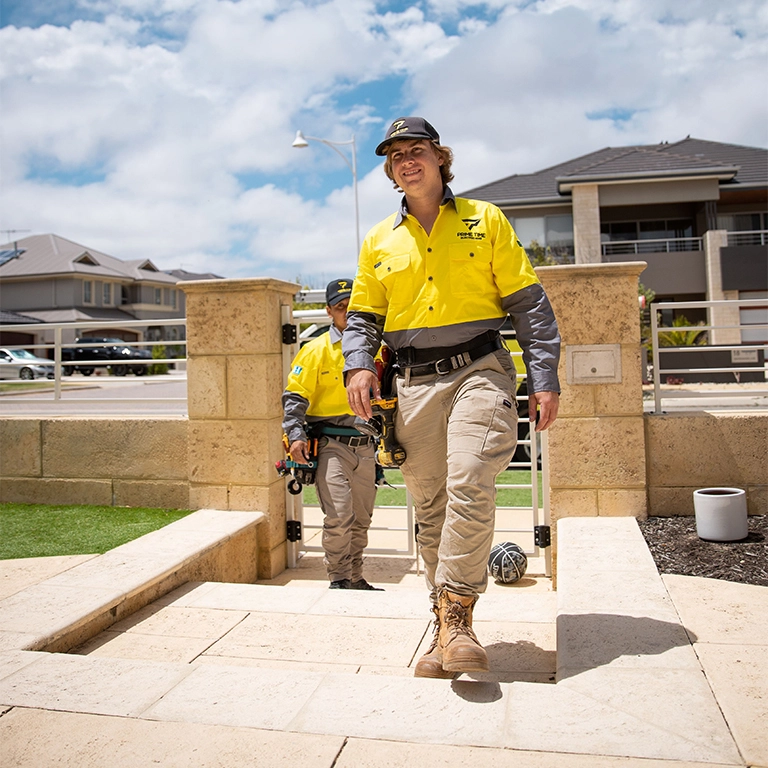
top-left (282, 323), bottom-right (297, 344)
top-left (534, 525), bottom-right (551, 548)
top-left (286, 520), bottom-right (302, 542)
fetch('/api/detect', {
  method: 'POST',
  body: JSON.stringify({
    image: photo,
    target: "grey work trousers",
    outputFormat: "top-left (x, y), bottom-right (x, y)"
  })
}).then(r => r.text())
top-left (314, 436), bottom-right (377, 583)
top-left (395, 349), bottom-right (518, 601)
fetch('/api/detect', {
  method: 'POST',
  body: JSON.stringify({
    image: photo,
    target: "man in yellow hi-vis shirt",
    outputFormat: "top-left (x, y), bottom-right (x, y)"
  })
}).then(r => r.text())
top-left (343, 118), bottom-right (560, 676)
top-left (283, 279), bottom-right (382, 591)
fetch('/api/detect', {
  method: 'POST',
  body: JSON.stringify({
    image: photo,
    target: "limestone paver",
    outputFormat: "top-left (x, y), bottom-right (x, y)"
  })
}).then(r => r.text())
top-left (557, 569), bottom-right (679, 621)
top-left (72, 630), bottom-right (216, 664)
top-left (662, 574), bottom-right (768, 645)
top-left (514, 667), bottom-right (742, 764)
top-left (693, 643), bottom-right (768, 767)
top-left (195, 655), bottom-right (361, 674)
top-left (0, 632), bottom-right (39, 653)
top-left (287, 673), bottom-right (510, 747)
top-left (0, 582), bottom-right (125, 636)
top-left (143, 664), bottom-right (326, 729)
top-left (336, 737), bottom-right (741, 768)
top-left (557, 611), bottom-right (701, 675)
top-left (0, 708), bottom-right (345, 768)
top-left (0, 653), bottom-right (192, 716)
top-left (0, 555), bottom-right (97, 600)
top-left (203, 612), bottom-right (427, 667)
top-left (473, 591), bottom-right (558, 623)
top-left (182, 582), bottom-right (326, 613)
top-left (108, 603), bottom-right (248, 637)
top-left (0, 650), bottom-right (47, 681)
top-left (308, 588), bottom-right (428, 619)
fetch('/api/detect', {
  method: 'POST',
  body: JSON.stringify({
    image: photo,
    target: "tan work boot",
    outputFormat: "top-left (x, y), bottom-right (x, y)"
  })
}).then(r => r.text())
top-left (413, 606), bottom-right (455, 679)
top-left (437, 589), bottom-right (489, 673)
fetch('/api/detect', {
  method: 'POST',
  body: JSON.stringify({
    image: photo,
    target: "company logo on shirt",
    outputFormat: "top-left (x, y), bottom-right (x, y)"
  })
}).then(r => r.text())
top-left (458, 217), bottom-right (486, 240)
top-left (292, 365), bottom-right (303, 375)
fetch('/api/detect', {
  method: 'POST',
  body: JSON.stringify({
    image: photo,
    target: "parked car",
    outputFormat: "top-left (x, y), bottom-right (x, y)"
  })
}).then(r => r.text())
top-left (62, 337), bottom-right (151, 376)
top-left (0, 348), bottom-right (55, 380)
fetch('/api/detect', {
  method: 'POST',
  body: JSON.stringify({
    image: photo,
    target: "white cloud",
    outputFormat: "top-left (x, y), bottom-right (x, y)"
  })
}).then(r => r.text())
top-left (0, 0), bottom-right (765, 280)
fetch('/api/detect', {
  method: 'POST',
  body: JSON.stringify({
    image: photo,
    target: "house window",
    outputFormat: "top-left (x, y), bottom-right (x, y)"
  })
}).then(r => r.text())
top-left (83, 281), bottom-right (92, 304)
top-left (154, 288), bottom-right (162, 305)
top-left (103, 283), bottom-right (111, 305)
top-left (171, 289), bottom-right (177, 310)
top-left (509, 214), bottom-right (574, 262)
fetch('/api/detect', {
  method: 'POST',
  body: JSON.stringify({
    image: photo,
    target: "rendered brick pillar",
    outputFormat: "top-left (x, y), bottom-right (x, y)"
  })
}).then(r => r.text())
top-left (182, 277), bottom-right (300, 578)
top-left (537, 262), bottom-right (648, 575)
top-left (704, 229), bottom-right (741, 345)
top-left (571, 183), bottom-right (602, 264)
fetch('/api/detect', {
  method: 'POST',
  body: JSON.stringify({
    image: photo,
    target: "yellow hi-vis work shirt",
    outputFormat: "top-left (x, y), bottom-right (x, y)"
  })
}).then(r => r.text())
top-left (285, 327), bottom-right (352, 422)
top-left (350, 195), bottom-right (540, 335)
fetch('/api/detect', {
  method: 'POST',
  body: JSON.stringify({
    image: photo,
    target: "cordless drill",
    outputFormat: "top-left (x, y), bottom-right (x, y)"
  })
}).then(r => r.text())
top-left (356, 347), bottom-right (407, 467)
top-left (275, 432), bottom-right (319, 495)
top-left (355, 397), bottom-right (406, 467)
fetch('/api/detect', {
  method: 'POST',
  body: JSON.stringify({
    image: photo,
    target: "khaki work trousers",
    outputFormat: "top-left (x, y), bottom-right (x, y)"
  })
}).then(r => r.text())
top-left (395, 349), bottom-right (518, 601)
top-left (314, 436), bottom-right (377, 583)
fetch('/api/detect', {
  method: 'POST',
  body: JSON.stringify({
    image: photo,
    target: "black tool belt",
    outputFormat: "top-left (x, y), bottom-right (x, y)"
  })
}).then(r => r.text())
top-left (395, 330), bottom-right (503, 377)
top-left (325, 433), bottom-right (371, 447)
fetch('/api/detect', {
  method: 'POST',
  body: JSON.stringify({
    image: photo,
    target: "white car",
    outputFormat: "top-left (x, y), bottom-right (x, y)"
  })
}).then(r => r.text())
top-left (0, 348), bottom-right (55, 380)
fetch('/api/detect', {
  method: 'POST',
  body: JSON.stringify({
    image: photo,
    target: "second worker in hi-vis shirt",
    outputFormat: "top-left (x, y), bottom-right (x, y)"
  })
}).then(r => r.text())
top-left (282, 279), bottom-right (382, 591)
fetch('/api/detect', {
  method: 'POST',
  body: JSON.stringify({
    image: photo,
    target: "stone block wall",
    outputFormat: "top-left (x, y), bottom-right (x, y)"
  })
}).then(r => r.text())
top-left (0, 417), bottom-right (189, 509)
top-left (646, 411), bottom-right (768, 515)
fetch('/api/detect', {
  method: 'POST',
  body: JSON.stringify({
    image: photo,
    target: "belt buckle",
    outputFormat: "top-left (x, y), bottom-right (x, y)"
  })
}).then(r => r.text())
top-left (434, 357), bottom-right (453, 376)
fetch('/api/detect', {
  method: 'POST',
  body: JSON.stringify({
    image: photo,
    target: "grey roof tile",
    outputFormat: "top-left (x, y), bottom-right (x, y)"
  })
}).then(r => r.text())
top-left (461, 137), bottom-right (767, 203)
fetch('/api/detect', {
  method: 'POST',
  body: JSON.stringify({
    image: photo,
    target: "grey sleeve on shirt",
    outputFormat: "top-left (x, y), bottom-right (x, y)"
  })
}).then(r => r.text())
top-left (342, 310), bottom-right (385, 374)
top-left (282, 390), bottom-right (309, 444)
top-left (502, 283), bottom-right (561, 393)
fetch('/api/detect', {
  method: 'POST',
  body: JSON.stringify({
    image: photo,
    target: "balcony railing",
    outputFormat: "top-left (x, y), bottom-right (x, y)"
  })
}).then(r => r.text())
top-left (727, 229), bottom-right (768, 246)
top-left (649, 298), bottom-right (768, 414)
top-left (602, 237), bottom-right (702, 256)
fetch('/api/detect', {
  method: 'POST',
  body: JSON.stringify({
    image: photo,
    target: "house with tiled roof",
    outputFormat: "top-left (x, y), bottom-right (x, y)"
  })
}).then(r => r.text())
top-left (0, 234), bottom-right (196, 347)
top-left (462, 137), bottom-right (767, 342)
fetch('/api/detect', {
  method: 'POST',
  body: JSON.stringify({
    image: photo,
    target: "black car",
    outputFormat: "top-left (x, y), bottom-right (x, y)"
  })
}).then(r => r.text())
top-left (62, 337), bottom-right (151, 376)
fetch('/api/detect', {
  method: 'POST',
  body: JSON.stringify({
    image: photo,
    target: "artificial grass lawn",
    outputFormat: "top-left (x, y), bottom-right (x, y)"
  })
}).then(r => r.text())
top-left (0, 503), bottom-right (194, 560)
top-left (303, 469), bottom-right (543, 508)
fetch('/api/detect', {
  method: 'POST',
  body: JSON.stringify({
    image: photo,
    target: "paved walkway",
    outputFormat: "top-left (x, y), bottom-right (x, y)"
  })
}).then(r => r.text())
top-left (0, 515), bottom-right (766, 767)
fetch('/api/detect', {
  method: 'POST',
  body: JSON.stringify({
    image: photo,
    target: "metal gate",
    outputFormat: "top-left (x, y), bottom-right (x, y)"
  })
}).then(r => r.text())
top-left (281, 297), bottom-right (552, 577)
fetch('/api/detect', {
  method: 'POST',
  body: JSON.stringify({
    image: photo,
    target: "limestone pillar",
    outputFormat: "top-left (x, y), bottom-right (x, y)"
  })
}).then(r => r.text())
top-left (571, 183), bottom-right (602, 264)
top-left (704, 229), bottom-right (741, 345)
top-left (537, 262), bottom-right (648, 570)
top-left (182, 277), bottom-right (300, 578)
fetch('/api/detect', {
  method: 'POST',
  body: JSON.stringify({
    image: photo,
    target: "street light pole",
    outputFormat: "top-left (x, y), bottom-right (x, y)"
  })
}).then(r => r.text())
top-left (292, 130), bottom-right (360, 255)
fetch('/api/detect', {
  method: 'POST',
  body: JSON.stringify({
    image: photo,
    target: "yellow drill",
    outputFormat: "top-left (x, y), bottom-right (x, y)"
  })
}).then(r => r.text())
top-left (356, 396), bottom-right (406, 468)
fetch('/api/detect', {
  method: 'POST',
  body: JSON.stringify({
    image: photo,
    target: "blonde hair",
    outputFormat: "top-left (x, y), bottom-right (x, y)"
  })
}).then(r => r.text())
top-left (383, 142), bottom-right (454, 191)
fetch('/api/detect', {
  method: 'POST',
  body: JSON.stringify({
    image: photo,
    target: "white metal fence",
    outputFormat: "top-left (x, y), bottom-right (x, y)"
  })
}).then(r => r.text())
top-left (0, 318), bottom-right (186, 404)
top-left (650, 298), bottom-right (768, 414)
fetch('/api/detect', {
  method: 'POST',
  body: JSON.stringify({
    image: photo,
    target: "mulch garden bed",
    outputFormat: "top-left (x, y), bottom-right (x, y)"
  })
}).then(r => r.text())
top-left (638, 515), bottom-right (768, 587)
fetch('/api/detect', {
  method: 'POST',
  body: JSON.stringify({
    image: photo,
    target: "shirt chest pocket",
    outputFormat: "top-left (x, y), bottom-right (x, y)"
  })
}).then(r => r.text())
top-left (373, 252), bottom-right (414, 306)
top-left (448, 243), bottom-right (493, 297)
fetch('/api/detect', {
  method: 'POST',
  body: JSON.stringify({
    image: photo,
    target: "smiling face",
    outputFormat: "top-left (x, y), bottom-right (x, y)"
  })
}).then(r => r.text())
top-left (387, 139), bottom-right (445, 201)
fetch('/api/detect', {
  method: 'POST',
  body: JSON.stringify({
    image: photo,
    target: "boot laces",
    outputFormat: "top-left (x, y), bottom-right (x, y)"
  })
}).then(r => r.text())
top-left (425, 609), bottom-right (441, 653)
top-left (444, 601), bottom-right (476, 640)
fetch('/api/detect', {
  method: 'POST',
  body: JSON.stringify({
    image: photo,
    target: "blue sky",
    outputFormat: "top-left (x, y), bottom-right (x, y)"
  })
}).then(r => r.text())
top-left (1, 0), bottom-right (766, 284)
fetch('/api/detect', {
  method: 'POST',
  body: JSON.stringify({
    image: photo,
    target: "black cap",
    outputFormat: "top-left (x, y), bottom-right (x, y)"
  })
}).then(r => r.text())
top-left (326, 278), bottom-right (354, 307)
top-left (375, 116), bottom-right (440, 156)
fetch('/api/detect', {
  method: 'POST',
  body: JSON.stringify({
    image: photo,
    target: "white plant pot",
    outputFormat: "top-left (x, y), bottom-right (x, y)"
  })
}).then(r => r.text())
top-left (693, 487), bottom-right (748, 542)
